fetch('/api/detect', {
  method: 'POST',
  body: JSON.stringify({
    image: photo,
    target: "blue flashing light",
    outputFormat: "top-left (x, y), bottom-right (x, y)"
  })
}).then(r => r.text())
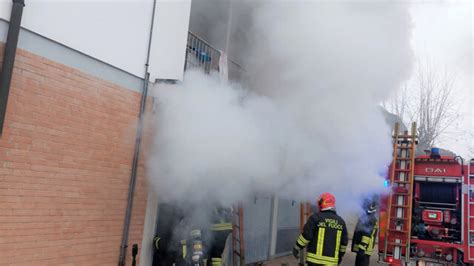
top-left (384, 180), bottom-right (390, 187)
top-left (430, 147), bottom-right (441, 159)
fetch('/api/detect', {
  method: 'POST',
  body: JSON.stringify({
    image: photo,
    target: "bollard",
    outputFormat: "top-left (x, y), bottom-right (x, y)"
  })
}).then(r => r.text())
top-left (131, 244), bottom-right (138, 266)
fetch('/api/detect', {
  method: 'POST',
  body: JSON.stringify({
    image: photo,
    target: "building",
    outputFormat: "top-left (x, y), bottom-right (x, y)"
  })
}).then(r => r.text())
top-left (0, 0), bottom-right (282, 265)
top-left (0, 1), bottom-right (403, 265)
top-left (0, 1), bottom-right (191, 265)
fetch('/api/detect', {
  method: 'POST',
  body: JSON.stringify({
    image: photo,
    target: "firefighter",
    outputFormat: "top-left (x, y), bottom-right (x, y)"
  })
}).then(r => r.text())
top-left (153, 203), bottom-right (188, 266)
top-left (351, 200), bottom-right (378, 266)
top-left (153, 236), bottom-right (188, 266)
top-left (293, 193), bottom-right (348, 265)
top-left (208, 205), bottom-right (233, 266)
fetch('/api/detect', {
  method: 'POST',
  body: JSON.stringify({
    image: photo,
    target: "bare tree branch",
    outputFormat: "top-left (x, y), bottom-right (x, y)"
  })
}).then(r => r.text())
top-left (383, 58), bottom-right (460, 151)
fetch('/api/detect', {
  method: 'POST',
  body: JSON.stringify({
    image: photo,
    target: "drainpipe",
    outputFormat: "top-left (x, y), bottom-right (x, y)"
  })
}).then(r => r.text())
top-left (118, 0), bottom-right (156, 265)
top-left (0, 0), bottom-right (25, 136)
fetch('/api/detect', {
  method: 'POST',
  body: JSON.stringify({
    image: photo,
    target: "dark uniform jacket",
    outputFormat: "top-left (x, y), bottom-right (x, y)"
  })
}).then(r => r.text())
top-left (153, 203), bottom-right (187, 266)
top-left (295, 210), bottom-right (348, 265)
top-left (351, 213), bottom-right (378, 256)
top-left (208, 206), bottom-right (233, 266)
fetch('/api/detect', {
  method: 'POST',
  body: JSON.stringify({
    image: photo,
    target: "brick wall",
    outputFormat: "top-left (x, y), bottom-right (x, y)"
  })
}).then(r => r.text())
top-left (0, 47), bottom-right (149, 265)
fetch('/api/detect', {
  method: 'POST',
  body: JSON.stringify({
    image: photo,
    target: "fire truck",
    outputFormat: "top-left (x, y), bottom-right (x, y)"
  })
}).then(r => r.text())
top-left (379, 122), bottom-right (474, 265)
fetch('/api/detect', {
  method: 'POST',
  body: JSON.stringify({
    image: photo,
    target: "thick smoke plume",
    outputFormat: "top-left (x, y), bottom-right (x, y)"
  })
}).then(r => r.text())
top-left (148, 1), bottom-right (413, 213)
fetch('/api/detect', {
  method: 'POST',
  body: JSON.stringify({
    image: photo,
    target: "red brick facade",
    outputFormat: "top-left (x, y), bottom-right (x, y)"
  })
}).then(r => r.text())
top-left (0, 47), bottom-right (149, 265)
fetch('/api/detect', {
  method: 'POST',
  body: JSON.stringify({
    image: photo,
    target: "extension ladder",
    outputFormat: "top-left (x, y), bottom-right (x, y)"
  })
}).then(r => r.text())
top-left (232, 204), bottom-right (244, 266)
top-left (468, 159), bottom-right (474, 261)
top-left (383, 122), bottom-right (417, 265)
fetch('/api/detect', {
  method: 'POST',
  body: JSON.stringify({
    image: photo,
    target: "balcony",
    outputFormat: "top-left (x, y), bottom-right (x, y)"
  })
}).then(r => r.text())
top-left (185, 32), bottom-right (221, 74)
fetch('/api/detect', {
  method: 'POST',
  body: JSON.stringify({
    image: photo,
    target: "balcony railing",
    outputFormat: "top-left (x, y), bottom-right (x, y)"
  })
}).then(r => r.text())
top-left (185, 32), bottom-right (221, 74)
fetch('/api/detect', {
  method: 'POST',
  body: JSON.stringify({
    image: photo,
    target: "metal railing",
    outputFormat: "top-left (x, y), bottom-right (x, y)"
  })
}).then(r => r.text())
top-left (185, 32), bottom-right (221, 74)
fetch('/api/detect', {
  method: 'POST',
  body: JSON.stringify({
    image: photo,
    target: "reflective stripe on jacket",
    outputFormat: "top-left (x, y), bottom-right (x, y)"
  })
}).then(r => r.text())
top-left (211, 223), bottom-right (232, 231)
top-left (211, 257), bottom-right (222, 266)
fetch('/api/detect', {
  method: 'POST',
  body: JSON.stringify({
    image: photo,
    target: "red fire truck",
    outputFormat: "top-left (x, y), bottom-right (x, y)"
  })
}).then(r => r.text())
top-left (379, 123), bottom-right (474, 265)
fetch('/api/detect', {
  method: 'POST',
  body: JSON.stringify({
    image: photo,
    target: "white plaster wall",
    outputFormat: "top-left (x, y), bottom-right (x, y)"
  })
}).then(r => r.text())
top-left (0, 0), bottom-right (190, 80)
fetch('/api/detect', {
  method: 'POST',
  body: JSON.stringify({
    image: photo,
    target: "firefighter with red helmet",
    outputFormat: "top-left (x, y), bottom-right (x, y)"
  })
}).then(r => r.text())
top-left (351, 199), bottom-right (378, 266)
top-left (293, 193), bottom-right (348, 265)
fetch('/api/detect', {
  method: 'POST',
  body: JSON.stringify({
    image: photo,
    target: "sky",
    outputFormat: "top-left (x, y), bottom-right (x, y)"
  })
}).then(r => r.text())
top-left (408, 0), bottom-right (473, 157)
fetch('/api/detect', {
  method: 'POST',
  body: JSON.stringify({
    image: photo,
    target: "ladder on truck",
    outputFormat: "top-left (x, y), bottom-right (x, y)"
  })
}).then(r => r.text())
top-left (232, 204), bottom-right (244, 266)
top-left (468, 159), bottom-right (474, 261)
top-left (383, 122), bottom-right (417, 265)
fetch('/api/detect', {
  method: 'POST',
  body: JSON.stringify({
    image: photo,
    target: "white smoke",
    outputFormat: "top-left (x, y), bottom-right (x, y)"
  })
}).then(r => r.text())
top-left (148, 1), bottom-right (413, 213)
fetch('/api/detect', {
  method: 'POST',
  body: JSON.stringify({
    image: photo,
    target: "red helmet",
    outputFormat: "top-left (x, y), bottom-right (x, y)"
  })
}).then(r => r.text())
top-left (318, 192), bottom-right (336, 211)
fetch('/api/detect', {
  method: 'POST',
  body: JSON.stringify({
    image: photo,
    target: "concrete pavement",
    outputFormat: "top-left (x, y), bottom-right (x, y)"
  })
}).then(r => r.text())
top-left (264, 241), bottom-right (382, 266)
top-left (263, 253), bottom-right (381, 266)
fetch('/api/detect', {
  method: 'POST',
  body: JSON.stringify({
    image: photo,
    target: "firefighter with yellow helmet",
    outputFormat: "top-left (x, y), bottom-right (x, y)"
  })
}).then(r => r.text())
top-left (293, 193), bottom-right (348, 265)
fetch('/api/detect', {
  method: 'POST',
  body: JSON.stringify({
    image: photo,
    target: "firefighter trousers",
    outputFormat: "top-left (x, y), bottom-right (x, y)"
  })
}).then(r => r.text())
top-left (355, 253), bottom-right (370, 266)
